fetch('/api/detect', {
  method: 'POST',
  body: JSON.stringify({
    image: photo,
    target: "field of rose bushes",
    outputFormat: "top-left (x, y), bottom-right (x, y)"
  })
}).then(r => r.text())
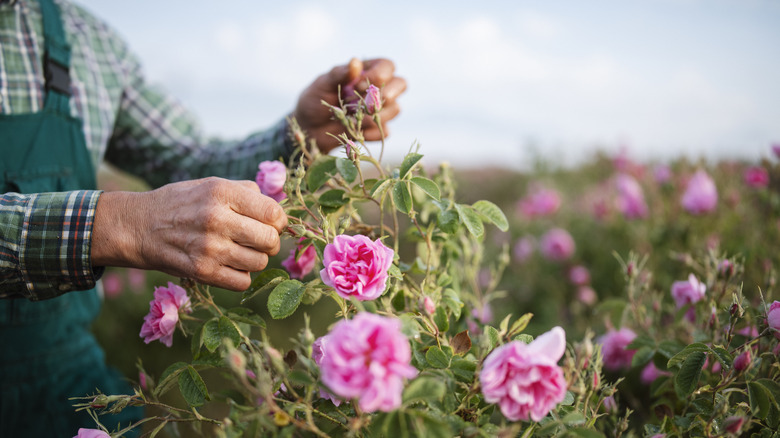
top-left (87, 97), bottom-right (780, 438)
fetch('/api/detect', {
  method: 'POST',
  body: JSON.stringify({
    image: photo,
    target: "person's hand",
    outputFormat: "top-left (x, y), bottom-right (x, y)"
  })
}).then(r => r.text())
top-left (292, 58), bottom-right (407, 153)
top-left (92, 178), bottom-right (287, 291)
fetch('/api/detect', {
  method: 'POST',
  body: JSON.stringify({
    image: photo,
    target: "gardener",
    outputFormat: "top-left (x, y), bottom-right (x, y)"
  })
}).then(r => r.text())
top-left (0, 0), bottom-right (406, 435)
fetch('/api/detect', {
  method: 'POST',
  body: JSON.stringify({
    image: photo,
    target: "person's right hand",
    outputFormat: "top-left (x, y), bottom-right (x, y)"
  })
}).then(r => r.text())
top-left (92, 177), bottom-right (287, 291)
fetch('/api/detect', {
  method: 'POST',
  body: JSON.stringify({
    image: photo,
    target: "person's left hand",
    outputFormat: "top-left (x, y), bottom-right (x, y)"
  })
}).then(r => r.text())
top-left (292, 58), bottom-right (407, 153)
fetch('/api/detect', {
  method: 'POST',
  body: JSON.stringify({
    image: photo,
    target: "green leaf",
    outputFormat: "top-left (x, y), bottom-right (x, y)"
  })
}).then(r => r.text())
top-left (472, 200), bottom-right (508, 231)
top-left (371, 178), bottom-right (394, 200)
top-left (749, 381), bottom-right (773, 420)
top-left (595, 299), bottom-right (627, 330)
top-left (410, 176), bottom-right (441, 200)
top-left (442, 289), bottom-right (463, 320)
top-left (709, 345), bottom-right (733, 370)
top-left (403, 377), bottom-right (447, 404)
top-left (455, 204), bottom-right (484, 238)
top-left (411, 411), bottom-right (454, 438)
top-left (426, 346), bottom-right (451, 369)
top-left (450, 358), bottom-right (476, 382)
top-left (513, 333), bottom-right (534, 344)
top-left (393, 181), bottom-right (412, 214)
top-left (306, 156), bottom-right (337, 191)
top-left (508, 313), bottom-right (533, 336)
top-left (756, 378), bottom-right (780, 408)
top-left (155, 362), bottom-right (188, 398)
top-left (287, 370), bottom-right (316, 386)
top-left (434, 306), bottom-right (449, 332)
top-left (562, 412), bottom-right (587, 426)
top-left (565, 428), bottom-right (607, 438)
top-left (667, 342), bottom-right (711, 369)
top-left (202, 316), bottom-right (242, 353)
top-left (178, 366), bottom-right (210, 407)
top-left (318, 189), bottom-right (348, 208)
top-left (484, 325), bottom-right (500, 351)
top-left (335, 157), bottom-right (358, 183)
top-left (242, 269), bottom-right (289, 303)
top-left (631, 346), bottom-right (655, 368)
top-left (267, 280), bottom-right (305, 319)
top-left (391, 289), bottom-right (405, 312)
top-left (437, 206), bottom-right (459, 234)
top-left (674, 351), bottom-right (706, 398)
top-left (400, 153), bottom-right (424, 179)
top-left (626, 335), bottom-right (656, 351)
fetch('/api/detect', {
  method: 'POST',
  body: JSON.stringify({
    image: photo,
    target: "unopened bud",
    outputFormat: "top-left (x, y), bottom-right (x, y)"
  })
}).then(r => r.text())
top-left (227, 349), bottom-right (246, 374)
top-left (724, 416), bottom-right (744, 435)
top-left (422, 297), bottom-right (436, 315)
top-left (603, 395), bottom-right (618, 414)
top-left (733, 350), bottom-right (751, 372)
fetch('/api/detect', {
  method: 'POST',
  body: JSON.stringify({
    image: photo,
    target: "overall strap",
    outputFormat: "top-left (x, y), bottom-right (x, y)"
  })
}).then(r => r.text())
top-left (38, 0), bottom-right (71, 113)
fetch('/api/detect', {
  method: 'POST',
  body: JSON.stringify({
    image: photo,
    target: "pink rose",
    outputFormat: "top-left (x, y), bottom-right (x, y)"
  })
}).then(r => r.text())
top-left (598, 328), bottom-right (636, 372)
top-left (767, 301), bottom-right (780, 339)
top-left (139, 282), bottom-right (192, 347)
top-left (640, 362), bottom-right (671, 385)
top-left (480, 326), bottom-right (568, 422)
top-left (653, 164), bottom-right (672, 184)
top-left (670, 274), bottom-right (706, 308)
top-left (365, 84), bottom-right (382, 114)
top-left (733, 350), bottom-right (752, 372)
top-left (320, 234), bottom-right (394, 301)
top-left (577, 286), bottom-right (597, 306)
top-left (102, 272), bottom-right (123, 298)
top-left (568, 265), bottom-right (590, 286)
top-left (615, 173), bottom-right (648, 219)
top-left (256, 160), bottom-right (287, 202)
top-left (320, 313), bottom-right (417, 412)
top-left (471, 303), bottom-right (494, 324)
top-left (73, 429), bottom-right (110, 438)
top-left (743, 166), bottom-right (769, 188)
top-left (312, 335), bottom-right (342, 406)
top-left (517, 185), bottom-right (561, 218)
top-left (681, 170), bottom-right (717, 214)
top-left (513, 236), bottom-right (535, 263)
top-left (539, 228), bottom-right (575, 261)
top-left (281, 244), bottom-right (317, 279)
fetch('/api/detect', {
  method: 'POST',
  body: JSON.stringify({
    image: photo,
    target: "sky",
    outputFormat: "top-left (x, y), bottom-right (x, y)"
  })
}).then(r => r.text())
top-left (76, 0), bottom-right (780, 170)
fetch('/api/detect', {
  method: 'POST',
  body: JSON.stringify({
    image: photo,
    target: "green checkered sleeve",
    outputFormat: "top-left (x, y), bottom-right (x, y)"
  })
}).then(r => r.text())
top-left (0, 190), bottom-right (103, 300)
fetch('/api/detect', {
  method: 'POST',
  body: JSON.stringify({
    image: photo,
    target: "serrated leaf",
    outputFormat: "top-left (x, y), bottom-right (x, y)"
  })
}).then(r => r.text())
top-left (403, 377), bottom-right (446, 404)
top-left (756, 378), bottom-right (780, 408)
top-left (202, 316), bottom-right (242, 353)
top-left (155, 362), bottom-right (188, 398)
top-left (335, 157), bottom-right (357, 183)
top-left (410, 176), bottom-right (441, 200)
top-left (632, 346), bottom-right (655, 368)
top-left (318, 189), bottom-right (348, 208)
top-left (393, 181), bottom-right (412, 214)
top-left (709, 345), bottom-right (733, 370)
top-left (178, 366), bottom-right (210, 407)
top-left (484, 325), bottom-right (500, 351)
top-left (455, 204), bottom-right (484, 238)
top-left (242, 269), bottom-right (290, 303)
top-left (508, 313), bottom-right (533, 336)
top-left (513, 333), bottom-right (534, 344)
top-left (450, 358), bottom-right (476, 382)
top-left (411, 411), bottom-right (453, 438)
top-left (426, 346), bottom-right (451, 368)
top-left (306, 156), bottom-right (337, 191)
top-left (562, 412), bottom-right (586, 426)
top-left (451, 330), bottom-right (472, 355)
top-left (472, 200), bottom-right (508, 231)
top-left (442, 289), bottom-right (463, 320)
top-left (434, 306), bottom-right (449, 332)
top-left (626, 335), bottom-right (656, 351)
top-left (566, 428), bottom-right (607, 438)
top-left (674, 351), bottom-right (706, 398)
top-left (437, 207), bottom-right (459, 234)
top-left (225, 310), bottom-right (265, 329)
top-left (267, 280), bottom-right (305, 319)
top-left (400, 153), bottom-right (424, 179)
top-left (748, 381), bottom-right (773, 420)
top-left (667, 343), bottom-right (711, 369)
top-left (287, 370), bottom-right (315, 386)
top-left (371, 178), bottom-right (394, 200)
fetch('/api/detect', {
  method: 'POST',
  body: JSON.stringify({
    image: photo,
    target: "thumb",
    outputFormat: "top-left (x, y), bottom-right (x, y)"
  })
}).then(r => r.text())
top-left (329, 57), bottom-right (363, 87)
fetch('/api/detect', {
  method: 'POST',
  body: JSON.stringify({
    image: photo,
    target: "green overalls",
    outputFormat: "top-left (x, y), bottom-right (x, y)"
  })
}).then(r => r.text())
top-left (0, 0), bottom-right (140, 435)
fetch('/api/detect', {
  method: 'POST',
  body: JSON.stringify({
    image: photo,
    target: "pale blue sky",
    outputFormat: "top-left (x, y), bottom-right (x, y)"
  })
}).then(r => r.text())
top-left (76, 0), bottom-right (780, 169)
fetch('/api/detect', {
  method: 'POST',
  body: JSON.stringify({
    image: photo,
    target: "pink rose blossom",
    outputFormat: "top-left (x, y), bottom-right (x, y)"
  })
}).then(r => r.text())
top-left (472, 303), bottom-right (494, 324)
top-left (670, 274), bottom-right (706, 309)
top-left (422, 297), bottom-right (436, 315)
top-left (568, 265), bottom-right (590, 286)
top-left (681, 170), bottom-right (718, 214)
top-left (320, 235), bottom-right (394, 301)
top-left (598, 328), bottom-right (636, 372)
top-left (256, 160), bottom-right (287, 202)
top-left (577, 286), bottom-right (597, 306)
top-left (480, 326), bottom-right (568, 422)
top-left (517, 185), bottom-right (561, 218)
top-left (73, 429), bottom-right (110, 438)
top-left (640, 362), bottom-right (671, 385)
top-left (102, 272), bottom-right (123, 298)
top-left (513, 236), bottom-right (535, 263)
top-left (539, 228), bottom-right (575, 261)
top-left (139, 282), bottom-right (192, 347)
top-left (767, 301), bottom-right (780, 339)
top-left (365, 84), bottom-right (382, 114)
top-left (615, 173), bottom-right (648, 219)
top-left (743, 166), bottom-right (769, 188)
top-left (319, 313), bottom-right (417, 412)
top-left (312, 335), bottom-right (342, 406)
top-left (281, 244), bottom-right (317, 279)
top-left (734, 350), bottom-right (752, 372)
top-left (653, 164), bottom-right (672, 184)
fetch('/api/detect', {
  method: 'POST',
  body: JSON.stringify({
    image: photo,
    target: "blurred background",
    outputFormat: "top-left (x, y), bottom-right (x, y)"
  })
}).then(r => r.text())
top-left (77, 0), bottom-right (780, 169)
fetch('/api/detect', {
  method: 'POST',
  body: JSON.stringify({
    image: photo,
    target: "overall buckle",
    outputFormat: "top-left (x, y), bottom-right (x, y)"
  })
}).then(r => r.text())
top-left (44, 51), bottom-right (71, 96)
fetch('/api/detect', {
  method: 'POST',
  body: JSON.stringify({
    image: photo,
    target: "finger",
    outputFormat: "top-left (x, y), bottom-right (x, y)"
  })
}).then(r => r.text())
top-left (364, 124), bottom-right (392, 142)
top-left (328, 58), bottom-right (364, 87)
top-left (206, 266), bottom-right (253, 291)
top-left (355, 59), bottom-right (396, 90)
top-left (380, 76), bottom-right (407, 102)
top-left (230, 186), bottom-right (287, 233)
top-left (229, 216), bottom-right (282, 255)
top-left (238, 179), bottom-right (262, 193)
top-left (221, 244), bottom-right (270, 273)
top-left (377, 100), bottom-right (402, 123)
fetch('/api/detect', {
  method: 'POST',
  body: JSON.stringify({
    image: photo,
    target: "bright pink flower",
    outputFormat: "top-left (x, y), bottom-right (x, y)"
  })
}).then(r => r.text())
top-left (767, 301), bottom-right (780, 339)
top-left (568, 265), bottom-right (590, 286)
top-left (539, 228), bottom-right (575, 261)
top-left (320, 235), bottom-right (394, 301)
top-left (256, 160), bottom-right (287, 202)
top-left (670, 274), bottom-right (706, 309)
top-left (480, 326), bottom-right (567, 422)
top-left (640, 362), bottom-right (671, 385)
top-left (319, 313), bottom-right (417, 412)
top-left (615, 173), bottom-right (648, 219)
top-left (513, 236), bottom-right (535, 263)
top-left (73, 429), bottom-right (110, 438)
top-left (312, 335), bottom-right (342, 406)
top-left (139, 282), bottom-right (192, 347)
top-left (681, 170), bottom-right (717, 214)
top-left (281, 244), bottom-right (317, 279)
top-left (598, 328), bottom-right (636, 372)
top-left (743, 166), bottom-right (769, 188)
top-left (102, 272), bottom-right (123, 298)
top-left (517, 185), bottom-right (561, 218)
top-left (653, 164), bottom-right (672, 184)
top-left (139, 371), bottom-right (148, 390)
top-left (365, 84), bottom-right (382, 114)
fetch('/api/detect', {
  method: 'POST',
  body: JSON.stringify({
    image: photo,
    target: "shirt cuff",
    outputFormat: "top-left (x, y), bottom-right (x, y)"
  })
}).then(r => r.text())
top-left (11, 191), bottom-right (103, 300)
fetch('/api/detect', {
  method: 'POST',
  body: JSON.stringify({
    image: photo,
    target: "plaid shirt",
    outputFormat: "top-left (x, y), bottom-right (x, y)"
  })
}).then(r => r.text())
top-left (0, 0), bottom-right (294, 299)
